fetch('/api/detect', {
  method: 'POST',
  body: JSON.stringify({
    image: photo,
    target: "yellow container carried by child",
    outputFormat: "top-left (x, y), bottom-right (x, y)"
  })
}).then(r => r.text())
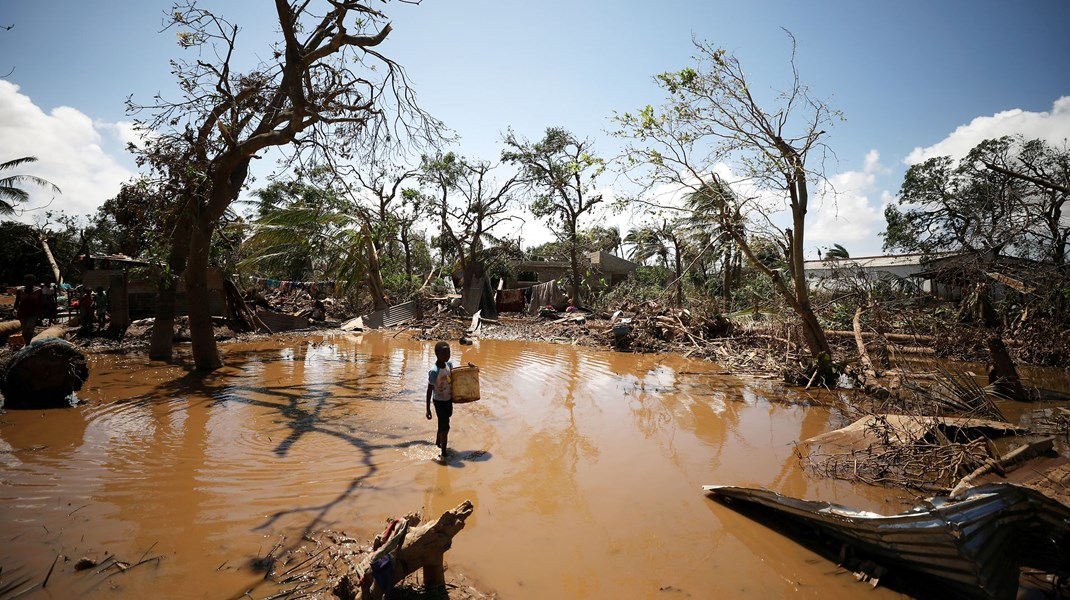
top-left (450, 366), bottom-right (480, 403)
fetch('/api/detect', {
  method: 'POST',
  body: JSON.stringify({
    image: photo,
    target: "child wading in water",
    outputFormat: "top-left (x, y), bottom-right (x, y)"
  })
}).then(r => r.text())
top-left (426, 341), bottom-right (454, 460)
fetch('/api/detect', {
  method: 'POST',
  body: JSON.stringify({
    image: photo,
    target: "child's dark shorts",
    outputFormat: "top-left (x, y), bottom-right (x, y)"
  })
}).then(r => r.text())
top-left (433, 400), bottom-right (453, 432)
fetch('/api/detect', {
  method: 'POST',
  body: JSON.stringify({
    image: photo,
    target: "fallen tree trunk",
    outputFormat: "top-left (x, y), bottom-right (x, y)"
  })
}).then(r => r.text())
top-left (33, 325), bottom-right (69, 342)
top-left (38, 231), bottom-right (64, 286)
top-left (852, 306), bottom-right (890, 399)
top-left (336, 500), bottom-right (475, 600)
top-left (825, 330), bottom-right (934, 344)
top-left (0, 319), bottom-right (21, 344)
top-left (886, 345), bottom-right (936, 355)
top-left (0, 331), bottom-right (88, 408)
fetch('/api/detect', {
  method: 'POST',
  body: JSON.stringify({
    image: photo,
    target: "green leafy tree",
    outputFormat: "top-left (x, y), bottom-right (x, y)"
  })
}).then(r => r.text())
top-left (625, 219), bottom-right (685, 306)
top-left (0, 157), bottom-right (60, 215)
top-left (88, 177), bottom-right (173, 258)
top-left (243, 179), bottom-right (350, 281)
top-left (971, 136), bottom-right (1070, 264)
top-left (581, 225), bottom-right (624, 256)
top-left (0, 221), bottom-right (51, 284)
top-left (502, 127), bottom-right (605, 305)
top-left (883, 154), bottom-right (1023, 256)
top-left (685, 180), bottom-right (746, 306)
top-left (419, 153), bottom-right (522, 287)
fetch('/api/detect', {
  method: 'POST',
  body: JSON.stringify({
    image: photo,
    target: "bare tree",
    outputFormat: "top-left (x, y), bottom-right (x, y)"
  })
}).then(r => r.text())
top-left (129, 0), bottom-right (442, 369)
top-left (613, 34), bottom-right (838, 368)
top-left (420, 153), bottom-right (522, 272)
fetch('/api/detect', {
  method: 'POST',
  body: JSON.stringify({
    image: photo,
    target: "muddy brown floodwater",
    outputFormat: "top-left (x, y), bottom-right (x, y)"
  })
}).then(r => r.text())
top-left (2, 332), bottom-right (918, 599)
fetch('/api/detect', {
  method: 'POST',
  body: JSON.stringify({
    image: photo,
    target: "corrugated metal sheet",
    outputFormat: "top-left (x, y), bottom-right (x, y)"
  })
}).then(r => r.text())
top-left (704, 483), bottom-right (1070, 599)
top-left (255, 309), bottom-right (310, 333)
top-left (361, 300), bottom-right (417, 329)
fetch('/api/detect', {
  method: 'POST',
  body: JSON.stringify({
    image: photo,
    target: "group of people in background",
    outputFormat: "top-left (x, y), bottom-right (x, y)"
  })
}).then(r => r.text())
top-left (11, 274), bottom-right (110, 344)
top-left (76, 286), bottom-right (109, 333)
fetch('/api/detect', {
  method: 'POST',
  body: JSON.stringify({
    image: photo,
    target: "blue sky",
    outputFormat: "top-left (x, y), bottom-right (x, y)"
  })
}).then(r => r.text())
top-left (2, 0), bottom-right (1069, 257)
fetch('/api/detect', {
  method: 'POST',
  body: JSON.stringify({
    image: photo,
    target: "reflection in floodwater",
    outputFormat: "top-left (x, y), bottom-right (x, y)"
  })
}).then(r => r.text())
top-left (1, 332), bottom-right (921, 599)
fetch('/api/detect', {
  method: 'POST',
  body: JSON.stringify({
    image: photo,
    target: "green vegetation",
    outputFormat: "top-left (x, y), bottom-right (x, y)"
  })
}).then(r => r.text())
top-left (0, 156), bottom-right (59, 215)
top-left (2, 8), bottom-right (1067, 375)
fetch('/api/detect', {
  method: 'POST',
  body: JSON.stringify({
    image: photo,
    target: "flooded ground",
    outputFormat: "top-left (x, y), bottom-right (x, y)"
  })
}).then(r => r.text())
top-left (2, 332), bottom-right (950, 599)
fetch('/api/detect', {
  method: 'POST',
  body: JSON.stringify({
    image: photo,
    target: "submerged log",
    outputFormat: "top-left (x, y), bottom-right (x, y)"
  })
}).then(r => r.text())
top-left (0, 331), bottom-right (88, 408)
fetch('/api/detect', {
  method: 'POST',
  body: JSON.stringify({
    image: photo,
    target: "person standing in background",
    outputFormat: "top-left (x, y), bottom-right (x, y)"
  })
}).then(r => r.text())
top-left (13, 274), bottom-right (41, 343)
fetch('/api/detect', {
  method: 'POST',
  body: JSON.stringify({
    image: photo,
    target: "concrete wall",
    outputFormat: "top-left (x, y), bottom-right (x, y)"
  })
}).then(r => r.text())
top-left (83, 268), bottom-right (227, 318)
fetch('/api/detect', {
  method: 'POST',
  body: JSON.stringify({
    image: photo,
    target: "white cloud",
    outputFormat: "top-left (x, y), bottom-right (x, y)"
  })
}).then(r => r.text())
top-left (808, 151), bottom-right (886, 253)
top-left (0, 81), bottom-right (136, 222)
top-left (905, 96), bottom-right (1070, 165)
top-left (96, 119), bottom-right (154, 152)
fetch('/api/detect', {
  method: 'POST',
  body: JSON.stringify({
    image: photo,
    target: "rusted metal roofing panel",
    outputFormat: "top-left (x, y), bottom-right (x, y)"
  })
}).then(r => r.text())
top-left (704, 483), bottom-right (1070, 599)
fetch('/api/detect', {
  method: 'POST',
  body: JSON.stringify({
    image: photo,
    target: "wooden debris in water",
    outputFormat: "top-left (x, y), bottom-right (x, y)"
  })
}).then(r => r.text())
top-left (250, 501), bottom-right (492, 600)
top-left (799, 414), bottom-right (1030, 493)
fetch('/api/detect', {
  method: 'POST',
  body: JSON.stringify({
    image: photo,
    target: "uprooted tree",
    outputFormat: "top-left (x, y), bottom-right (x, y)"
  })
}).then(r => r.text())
top-left (129, 0), bottom-right (441, 369)
top-left (612, 33), bottom-right (838, 373)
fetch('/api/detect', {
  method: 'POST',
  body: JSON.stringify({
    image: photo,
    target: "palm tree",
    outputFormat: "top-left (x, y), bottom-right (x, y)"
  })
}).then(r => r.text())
top-left (825, 243), bottom-right (850, 260)
top-left (0, 157), bottom-right (60, 214)
top-left (685, 181), bottom-right (745, 305)
top-left (625, 226), bottom-right (667, 267)
top-left (239, 194), bottom-right (372, 300)
top-left (626, 218), bottom-right (692, 307)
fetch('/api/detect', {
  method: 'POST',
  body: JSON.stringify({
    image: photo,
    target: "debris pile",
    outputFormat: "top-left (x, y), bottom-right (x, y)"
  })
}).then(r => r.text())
top-left (244, 285), bottom-right (352, 323)
top-left (248, 501), bottom-right (492, 600)
top-left (799, 414), bottom-right (1030, 493)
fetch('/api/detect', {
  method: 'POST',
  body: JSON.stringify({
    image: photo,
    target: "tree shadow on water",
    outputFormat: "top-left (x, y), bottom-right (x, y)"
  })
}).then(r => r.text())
top-left (141, 347), bottom-right (438, 570)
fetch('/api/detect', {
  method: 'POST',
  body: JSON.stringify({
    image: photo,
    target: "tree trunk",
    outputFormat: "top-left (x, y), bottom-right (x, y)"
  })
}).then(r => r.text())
top-left (987, 336), bottom-right (1029, 401)
top-left (673, 241), bottom-right (683, 308)
top-left (786, 216), bottom-right (832, 361)
top-left (568, 220), bottom-right (582, 306)
top-left (186, 219), bottom-right (222, 371)
top-left (150, 210), bottom-right (194, 361)
top-left (149, 277), bottom-right (179, 360)
top-left (721, 247), bottom-right (733, 307)
top-left (401, 230), bottom-right (413, 279)
top-left (362, 221), bottom-right (389, 311)
top-left (341, 501), bottom-right (474, 600)
top-left (797, 301), bottom-right (831, 361)
top-left (38, 232), bottom-right (63, 285)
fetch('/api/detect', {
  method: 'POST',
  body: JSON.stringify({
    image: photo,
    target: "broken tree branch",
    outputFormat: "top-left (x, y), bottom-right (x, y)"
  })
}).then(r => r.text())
top-left (949, 437), bottom-right (1055, 500)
